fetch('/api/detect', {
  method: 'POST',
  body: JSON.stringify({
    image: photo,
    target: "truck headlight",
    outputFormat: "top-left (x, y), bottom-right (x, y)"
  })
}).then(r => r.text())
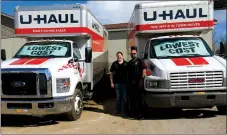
top-left (145, 80), bottom-right (169, 89)
top-left (57, 78), bottom-right (70, 93)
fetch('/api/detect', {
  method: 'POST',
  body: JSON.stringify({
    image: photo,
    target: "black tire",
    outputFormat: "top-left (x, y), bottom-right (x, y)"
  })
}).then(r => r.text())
top-left (217, 105), bottom-right (226, 115)
top-left (65, 88), bottom-right (83, 121)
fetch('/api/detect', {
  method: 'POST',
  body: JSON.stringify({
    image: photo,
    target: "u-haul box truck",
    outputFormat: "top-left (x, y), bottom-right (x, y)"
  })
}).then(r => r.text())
top-left (1, 4), bottom-right (108, 120)
top-left (127, 1), bottom-right (226, 113)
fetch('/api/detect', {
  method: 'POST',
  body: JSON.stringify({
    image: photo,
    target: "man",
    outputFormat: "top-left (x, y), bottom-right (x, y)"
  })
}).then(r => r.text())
top-left (127, 46), bottom-right (146, 119)
top-left (110, 52), bottom-right (128, 116)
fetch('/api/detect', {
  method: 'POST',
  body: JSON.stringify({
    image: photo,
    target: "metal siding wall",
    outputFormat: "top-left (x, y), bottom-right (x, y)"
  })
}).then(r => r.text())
top-left (109, 31), bottom-right (127, 40)
top-left (108, 39), bottom-right (128, 70)
top-left (201, 30), bottom-right (213, 51)
top-left (1, 38), bottom-right (27, 59)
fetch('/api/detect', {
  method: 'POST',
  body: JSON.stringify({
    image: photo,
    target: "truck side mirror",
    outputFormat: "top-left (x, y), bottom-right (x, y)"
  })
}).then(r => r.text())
top-left (142, 52), bottom-right (148, 59)
top-left (85, 47), bottom-right (92, 63)
top-left (1, 49), bottom-right (6, 61)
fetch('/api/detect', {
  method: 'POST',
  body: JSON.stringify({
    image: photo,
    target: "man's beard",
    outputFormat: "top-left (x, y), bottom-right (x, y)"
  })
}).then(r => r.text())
top-left (131, 55), bottom-right (137, 60)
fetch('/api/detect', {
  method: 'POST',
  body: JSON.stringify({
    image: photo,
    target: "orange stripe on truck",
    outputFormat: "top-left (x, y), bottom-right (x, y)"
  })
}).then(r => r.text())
top-left (171, 58), bottom-right (192, 66)
top-left (188, 57), bottom-right (209, 65)
top-left (25, 58), bottom-right (50, 65)
top-left (9, 58), bottom-right (32, 65)
top-left (128, 20), bottom-right (214, 37)
top-left (171, 57), bottom-right (209, 66)
top-left (10, 58), bottom-right (50, 65)
top-left (15, 27), bottom-right (105, 52)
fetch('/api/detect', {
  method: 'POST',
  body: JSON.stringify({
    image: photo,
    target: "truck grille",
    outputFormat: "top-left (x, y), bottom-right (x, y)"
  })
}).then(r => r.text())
top-left (2, 73), bottom-right (48, 95)
top-left (170, 71), bottom-right (223, 89)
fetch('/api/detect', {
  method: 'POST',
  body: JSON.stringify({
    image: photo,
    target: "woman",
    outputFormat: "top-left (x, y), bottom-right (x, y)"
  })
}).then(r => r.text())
top-left (109, 52), bottom-right (128, 116)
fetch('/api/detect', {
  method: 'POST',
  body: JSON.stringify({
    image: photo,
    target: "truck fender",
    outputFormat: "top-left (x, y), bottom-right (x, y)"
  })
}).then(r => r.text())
top-left (75, 81), bottom-right (83, 95)
top-left (213, 55), bottom-right (226, 67)
top-left (69, 75), bottom-right (83, 96)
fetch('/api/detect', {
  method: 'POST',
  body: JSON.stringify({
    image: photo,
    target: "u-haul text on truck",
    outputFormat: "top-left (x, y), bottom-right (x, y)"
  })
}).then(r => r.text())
top-left (1, 4), bottom-right (108, 121)
top-left (127, 1), bottom-right (226, 113)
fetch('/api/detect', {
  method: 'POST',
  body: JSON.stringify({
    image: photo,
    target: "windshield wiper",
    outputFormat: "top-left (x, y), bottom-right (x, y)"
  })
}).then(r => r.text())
top-left (157, 56), bottom-right (171, 58)
top-left (47, 55), bottom-right (65, 57)
top-left (16, 55), bottom-right (33, 58)
top-left (181, 54), bottom-right (201, 56)
top-left (46, 55), bottom-right (57, 57)
top-left (179, 54), bottom-right (209, 57)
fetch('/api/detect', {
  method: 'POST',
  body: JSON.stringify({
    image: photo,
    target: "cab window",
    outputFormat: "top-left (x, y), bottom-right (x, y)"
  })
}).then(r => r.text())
top-left (73, 43), bottom-right (82, 59)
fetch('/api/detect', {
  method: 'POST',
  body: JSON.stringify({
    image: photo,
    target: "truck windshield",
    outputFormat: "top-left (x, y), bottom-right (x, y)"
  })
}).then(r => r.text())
top-left (150, 37), bottom-right (213, 59)
top-left (14, 41), bottom-right (72, 58)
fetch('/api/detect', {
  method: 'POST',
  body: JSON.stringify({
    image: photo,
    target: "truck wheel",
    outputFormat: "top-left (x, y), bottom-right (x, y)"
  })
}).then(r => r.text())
top-left (65, 88), bottom-right (83, 121)
top-left (217, 106), bottom-right (226, 115)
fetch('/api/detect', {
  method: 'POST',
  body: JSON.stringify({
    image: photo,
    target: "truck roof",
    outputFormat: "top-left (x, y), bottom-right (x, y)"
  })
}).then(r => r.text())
top-left (15, 4), bottom-right (86, 12)
top-left (26, 39), bottom-right (73, 43)
top-left (134, 1), bottom-right (209, 9)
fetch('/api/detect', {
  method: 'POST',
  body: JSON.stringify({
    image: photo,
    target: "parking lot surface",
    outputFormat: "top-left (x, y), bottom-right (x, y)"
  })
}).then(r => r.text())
top-left (1, 99), bottom-right (226, 134)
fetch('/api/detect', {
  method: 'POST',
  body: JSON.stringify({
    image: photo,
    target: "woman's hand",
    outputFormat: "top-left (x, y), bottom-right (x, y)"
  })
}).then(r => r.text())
top-left (111, 83), bottom-right (114, 88)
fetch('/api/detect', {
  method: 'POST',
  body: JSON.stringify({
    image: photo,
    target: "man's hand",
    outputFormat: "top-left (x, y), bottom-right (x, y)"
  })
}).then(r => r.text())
top-left (111, 83), bottom-right (114, 88)
top-left (142, 69), bottom-right (147, 78)
top-left (110, 72), bottom-right (114, 88)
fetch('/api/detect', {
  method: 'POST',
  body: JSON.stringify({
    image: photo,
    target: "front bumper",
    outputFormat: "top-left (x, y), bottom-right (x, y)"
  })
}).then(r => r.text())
top-left (144, 90), bottom-right (227, 108)
top-left (1, 96), bottom-right (73, 116)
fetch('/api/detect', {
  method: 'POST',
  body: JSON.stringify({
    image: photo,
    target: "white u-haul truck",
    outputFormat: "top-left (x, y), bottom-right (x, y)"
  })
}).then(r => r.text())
top-left (1, 4), bottom-right (108, 120)
top-left (128, 1), bottom-right (226, 113)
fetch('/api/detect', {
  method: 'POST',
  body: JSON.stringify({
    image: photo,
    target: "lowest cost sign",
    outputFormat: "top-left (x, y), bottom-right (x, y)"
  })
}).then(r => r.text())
top-left (154, 40), bottom-right (210, 56)
top-left (19, 45), bottom-right (68, 56)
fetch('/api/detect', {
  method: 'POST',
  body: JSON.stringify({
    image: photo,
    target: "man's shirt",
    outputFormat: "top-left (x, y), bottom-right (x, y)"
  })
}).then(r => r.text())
top-left (127, 58), bottom-right (146, 84)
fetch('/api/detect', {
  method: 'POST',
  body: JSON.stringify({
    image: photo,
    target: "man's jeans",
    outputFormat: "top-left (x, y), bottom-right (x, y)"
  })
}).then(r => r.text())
top-left (115, 83), bottom-right (128, 114)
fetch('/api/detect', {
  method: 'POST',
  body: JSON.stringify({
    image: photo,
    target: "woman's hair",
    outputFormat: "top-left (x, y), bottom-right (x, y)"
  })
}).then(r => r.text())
top-left (116, 51), bottom-right (123, 56)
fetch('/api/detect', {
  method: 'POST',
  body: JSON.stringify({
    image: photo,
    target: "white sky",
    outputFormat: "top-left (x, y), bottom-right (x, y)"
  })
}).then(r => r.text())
top-left (86, 1), bottom-right (147, 24)
top-left (86, 1), bottom-right (226, 25)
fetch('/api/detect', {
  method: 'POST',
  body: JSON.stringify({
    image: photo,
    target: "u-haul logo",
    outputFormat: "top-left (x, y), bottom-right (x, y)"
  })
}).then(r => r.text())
top-left (20, 14), bottom-right (79, 24)
top-left (92, 20), bottom-right (100, 32)
top-left (144, 8), bottom-right (208, 21)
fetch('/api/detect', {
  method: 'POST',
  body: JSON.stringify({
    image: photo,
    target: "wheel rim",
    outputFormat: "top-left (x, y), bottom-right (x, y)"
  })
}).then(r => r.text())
top-left (74, 95), bottom-right (82, 115)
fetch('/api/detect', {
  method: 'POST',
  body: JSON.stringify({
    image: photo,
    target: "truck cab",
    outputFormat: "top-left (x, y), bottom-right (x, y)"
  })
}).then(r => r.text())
top-left (142, 35), bottom-right (226, 113)
top-left (1, 39), bottom-right (88, 120)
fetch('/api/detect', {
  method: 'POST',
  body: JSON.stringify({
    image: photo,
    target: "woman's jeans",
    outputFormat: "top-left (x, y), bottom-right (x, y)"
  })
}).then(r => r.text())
top-left (115, 83), bottom-right (128, 114)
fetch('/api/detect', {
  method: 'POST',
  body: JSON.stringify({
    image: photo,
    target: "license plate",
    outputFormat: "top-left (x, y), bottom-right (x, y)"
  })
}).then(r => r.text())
top-left (16, 109), bottom-right (28, 113)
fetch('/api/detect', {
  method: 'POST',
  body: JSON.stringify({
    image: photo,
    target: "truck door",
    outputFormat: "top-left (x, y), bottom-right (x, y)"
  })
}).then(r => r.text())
top-left (143, 40), bottom-right (153, 75)
top-left (143, 41), bottom-right (150, 59)
top-left (73, 43), bottom-right (85, 79)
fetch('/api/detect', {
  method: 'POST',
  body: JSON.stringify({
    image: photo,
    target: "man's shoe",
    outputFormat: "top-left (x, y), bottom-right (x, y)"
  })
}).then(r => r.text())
top-left (115, 111), bottom-right (121, 115)
top-left (137, 114), bottom-right (144, 120)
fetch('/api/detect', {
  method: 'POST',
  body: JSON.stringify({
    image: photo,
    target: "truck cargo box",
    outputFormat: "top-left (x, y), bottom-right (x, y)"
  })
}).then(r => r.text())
top-left (14, 4), bottom-right (109, 87)
top-left (127, 0), bottom-right (214, 54)
top-left (128, 1), bottom-right (214, 35)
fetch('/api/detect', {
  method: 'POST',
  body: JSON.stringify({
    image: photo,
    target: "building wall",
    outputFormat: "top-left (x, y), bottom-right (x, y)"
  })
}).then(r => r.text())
top-left (1, 38), bottom-right (27, 59)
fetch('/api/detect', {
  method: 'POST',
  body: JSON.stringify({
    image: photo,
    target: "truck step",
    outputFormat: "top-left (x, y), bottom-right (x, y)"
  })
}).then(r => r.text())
top-left (84, 92), bottom-right (94, 100)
